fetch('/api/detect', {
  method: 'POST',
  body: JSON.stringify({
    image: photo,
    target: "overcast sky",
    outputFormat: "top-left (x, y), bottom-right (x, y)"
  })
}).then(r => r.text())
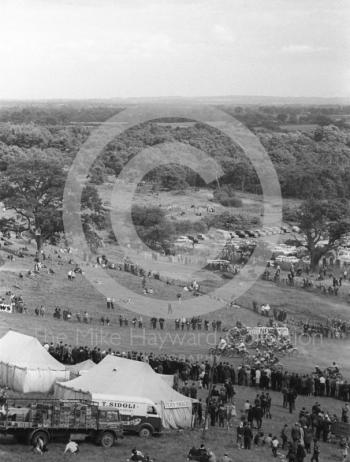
top-left (0, 0), bottom-right (349, 99)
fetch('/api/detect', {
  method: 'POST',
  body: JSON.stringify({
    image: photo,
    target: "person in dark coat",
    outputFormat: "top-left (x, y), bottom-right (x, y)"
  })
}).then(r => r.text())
top-left (243, 423), bottom-right (253, 450)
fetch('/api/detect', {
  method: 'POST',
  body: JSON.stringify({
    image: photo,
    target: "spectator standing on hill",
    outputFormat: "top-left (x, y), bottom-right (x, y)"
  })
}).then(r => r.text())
top-left (218, 402), bottom-right (226, 428)
top-left (287, 389), bottom-right (297, 414)
top-left (342, 403), bottom-right (349, 423)
top-left (281, 424), bottom-right (288, 449)
top-left (296, 440), bottom-right (306, 462)
top-left (226, 401), bottom-right (237, 429)
top-left (287, 441), bottom-right (297, 462)
top-left (236, 422), bottom-right (244, 449)
top-left (310, 439), bottom-right (320, 462)
top-left (341, 438), bottom-right (349, 462)
top-left (243, 423), bottom-right (253, 449)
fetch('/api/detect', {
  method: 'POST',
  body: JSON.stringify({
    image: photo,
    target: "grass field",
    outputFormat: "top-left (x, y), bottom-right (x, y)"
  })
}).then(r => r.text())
top-left (1, 246), bottom-right (350, 375)
top-left (0, 386), bottom-right (346, 462)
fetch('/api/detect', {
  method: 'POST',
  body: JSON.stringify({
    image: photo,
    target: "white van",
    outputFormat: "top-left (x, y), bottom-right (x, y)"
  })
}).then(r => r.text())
top-left (92, 394), bottom-right (162, 438)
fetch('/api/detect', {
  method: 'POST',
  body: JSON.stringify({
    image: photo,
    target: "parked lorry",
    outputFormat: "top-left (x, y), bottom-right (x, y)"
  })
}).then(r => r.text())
top-left (0, 398), bottom-right (123, 448)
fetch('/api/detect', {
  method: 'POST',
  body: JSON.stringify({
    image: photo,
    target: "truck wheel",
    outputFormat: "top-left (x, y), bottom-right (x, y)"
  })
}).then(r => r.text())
top-left (139, 426), bottom-right (152, 438)
top-left (30, 429), bottom-right (49, 447)
top-left (100, 431), bottom-right (115, 448)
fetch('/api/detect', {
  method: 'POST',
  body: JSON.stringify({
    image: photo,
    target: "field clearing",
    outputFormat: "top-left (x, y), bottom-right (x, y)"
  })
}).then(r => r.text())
top-left (1, 234), bottom-right (350, 375)
top-left (99, 183), bottom-right (268, 222)
top-left (2, 245), bottom-right (350, 325)
top-left (0, 386), bottom-right (346, 462)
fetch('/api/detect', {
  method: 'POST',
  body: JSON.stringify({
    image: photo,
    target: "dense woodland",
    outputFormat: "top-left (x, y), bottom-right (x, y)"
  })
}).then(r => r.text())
top-left (1, 103), bottom-right (350, 264)
top-left (0, 103), bottom-right (350, 199)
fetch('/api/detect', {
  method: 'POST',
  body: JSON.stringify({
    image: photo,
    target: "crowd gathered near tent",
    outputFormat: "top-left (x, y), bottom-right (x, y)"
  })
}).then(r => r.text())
top-left (0, 330), bottom-right (350, 461)
top-left (38, 339), bottom-right (349, 405)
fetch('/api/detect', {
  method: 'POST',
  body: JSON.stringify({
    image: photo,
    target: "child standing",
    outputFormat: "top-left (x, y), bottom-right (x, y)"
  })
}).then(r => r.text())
top-left (341, 437), bottom-right (349, 462)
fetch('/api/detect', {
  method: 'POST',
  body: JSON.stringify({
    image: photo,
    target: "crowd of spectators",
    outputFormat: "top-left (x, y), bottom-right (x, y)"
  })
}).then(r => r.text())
top-left (44, 340), bottom-right (350, 407)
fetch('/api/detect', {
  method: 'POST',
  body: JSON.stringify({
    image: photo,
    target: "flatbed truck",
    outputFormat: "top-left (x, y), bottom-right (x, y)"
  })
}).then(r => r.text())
top-left (0, 398), bottom-right (123, 448)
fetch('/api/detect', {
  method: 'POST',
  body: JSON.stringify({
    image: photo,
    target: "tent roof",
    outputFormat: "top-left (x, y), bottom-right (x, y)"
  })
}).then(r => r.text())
top-left (66, 359), bottom-right (96, 374)
top-left (0, 330), bottom-right (66, 371)
top-left (57, 355), bottom-right (190, 405)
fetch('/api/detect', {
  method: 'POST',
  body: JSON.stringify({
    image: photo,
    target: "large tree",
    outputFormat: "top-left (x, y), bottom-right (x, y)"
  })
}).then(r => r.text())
top-left (296, 198), bottom-right (350, 269)
top-left (131, 205), bottom-right (175, 251)
top-left (0, 157), bottom-right (65, 252)
top-left (0, 156), bottom-right (104, 253)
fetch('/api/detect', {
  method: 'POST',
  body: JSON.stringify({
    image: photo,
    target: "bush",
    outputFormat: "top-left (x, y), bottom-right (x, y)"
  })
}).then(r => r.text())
top-left (283, 204), bottom-right (298, 222)
top-left (174, 220), bottom-right (208, 236)
top-left (204, 211), bottom-right (260, 230)
top-left (213, 186), bottom-right (243, 208)
top-left (219, 196), bottom-right (243, 207)
top-left (89, 166), bottom-right (104, 184)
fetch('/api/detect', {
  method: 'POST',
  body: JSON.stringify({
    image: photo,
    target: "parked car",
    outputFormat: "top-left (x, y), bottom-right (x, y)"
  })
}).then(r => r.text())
top-left (236, 230), bottom-right (247, 238)
top-left (254, 229), bottom-right (265, 237)
top-left (244, 230), bottom-right (257, 238)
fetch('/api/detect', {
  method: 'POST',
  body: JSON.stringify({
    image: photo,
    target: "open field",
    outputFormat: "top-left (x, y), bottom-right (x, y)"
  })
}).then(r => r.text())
top-left (0, 386), bottom-right (347, 462)
top-left (100, 183), bottom-right (281, 223)
top-left (1, 240), bottom-right (350, 375)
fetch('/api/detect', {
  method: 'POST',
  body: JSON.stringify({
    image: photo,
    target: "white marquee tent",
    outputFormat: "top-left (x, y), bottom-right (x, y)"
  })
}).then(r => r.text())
top-left (66, 359), bottom-right (96, 378)
top-left (54, 355), bottom-right (192, 428)
top-left (0, 330), bottom-right (69, 393)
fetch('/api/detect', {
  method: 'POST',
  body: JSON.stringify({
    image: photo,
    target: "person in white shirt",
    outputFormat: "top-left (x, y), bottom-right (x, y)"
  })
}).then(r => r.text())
top-left (272, 436), bottom-right (279, 457)
top-left (255, 369), bottom-right (261, 387)
top-left (64, 440), bottom-right (79, 454)
top-left (244, 400), bottom-right (251, 413)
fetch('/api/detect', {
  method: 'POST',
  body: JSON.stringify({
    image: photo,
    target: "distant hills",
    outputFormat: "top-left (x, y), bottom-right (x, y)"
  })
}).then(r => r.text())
top-left (1, 95), bottom-right (350, 107)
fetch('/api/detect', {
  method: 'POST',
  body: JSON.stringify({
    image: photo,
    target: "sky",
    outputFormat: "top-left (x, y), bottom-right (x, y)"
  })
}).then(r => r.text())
top-left (0, 0), bottom-right (349, 99)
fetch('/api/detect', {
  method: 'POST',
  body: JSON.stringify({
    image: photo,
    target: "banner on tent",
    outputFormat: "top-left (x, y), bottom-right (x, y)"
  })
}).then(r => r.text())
top-left (163, 401), bottom-right (190, 409)
top-left (0, 304), bottom-right (13, 314)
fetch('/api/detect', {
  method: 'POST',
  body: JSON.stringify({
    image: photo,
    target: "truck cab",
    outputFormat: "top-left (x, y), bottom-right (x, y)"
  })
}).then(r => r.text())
top-left (92, 394), bottom-right (162, 438)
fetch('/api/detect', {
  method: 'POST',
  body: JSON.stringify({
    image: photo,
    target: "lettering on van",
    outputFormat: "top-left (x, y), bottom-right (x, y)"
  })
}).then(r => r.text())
top-left (101, 401), bottom-right (137, 409)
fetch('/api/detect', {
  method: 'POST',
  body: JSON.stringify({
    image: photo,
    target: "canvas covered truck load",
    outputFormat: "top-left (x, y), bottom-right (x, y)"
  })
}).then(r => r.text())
top-left (331, 422), bottom-right (350, 438)
top-left (0, 398), bottom-right (123, 448)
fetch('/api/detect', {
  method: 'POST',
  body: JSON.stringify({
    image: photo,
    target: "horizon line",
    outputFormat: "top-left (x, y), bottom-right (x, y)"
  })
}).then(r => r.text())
top-left (0, 94), bottom-right (350, 104)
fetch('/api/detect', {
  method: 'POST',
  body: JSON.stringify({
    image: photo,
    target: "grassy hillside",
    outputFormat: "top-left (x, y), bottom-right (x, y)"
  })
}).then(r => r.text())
top-left (1, 238), bottom-right (350, 375)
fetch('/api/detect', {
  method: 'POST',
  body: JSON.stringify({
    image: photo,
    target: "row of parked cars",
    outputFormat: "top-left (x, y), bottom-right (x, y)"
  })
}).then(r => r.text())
top-left (175, 225), bottom-right (301, 246)
top-left (230, 225), bottom-right (292, 239)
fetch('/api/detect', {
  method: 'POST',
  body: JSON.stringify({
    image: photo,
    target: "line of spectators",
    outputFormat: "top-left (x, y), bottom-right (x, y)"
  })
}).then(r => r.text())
top-left (45, 341), bottom-right (350, 405)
